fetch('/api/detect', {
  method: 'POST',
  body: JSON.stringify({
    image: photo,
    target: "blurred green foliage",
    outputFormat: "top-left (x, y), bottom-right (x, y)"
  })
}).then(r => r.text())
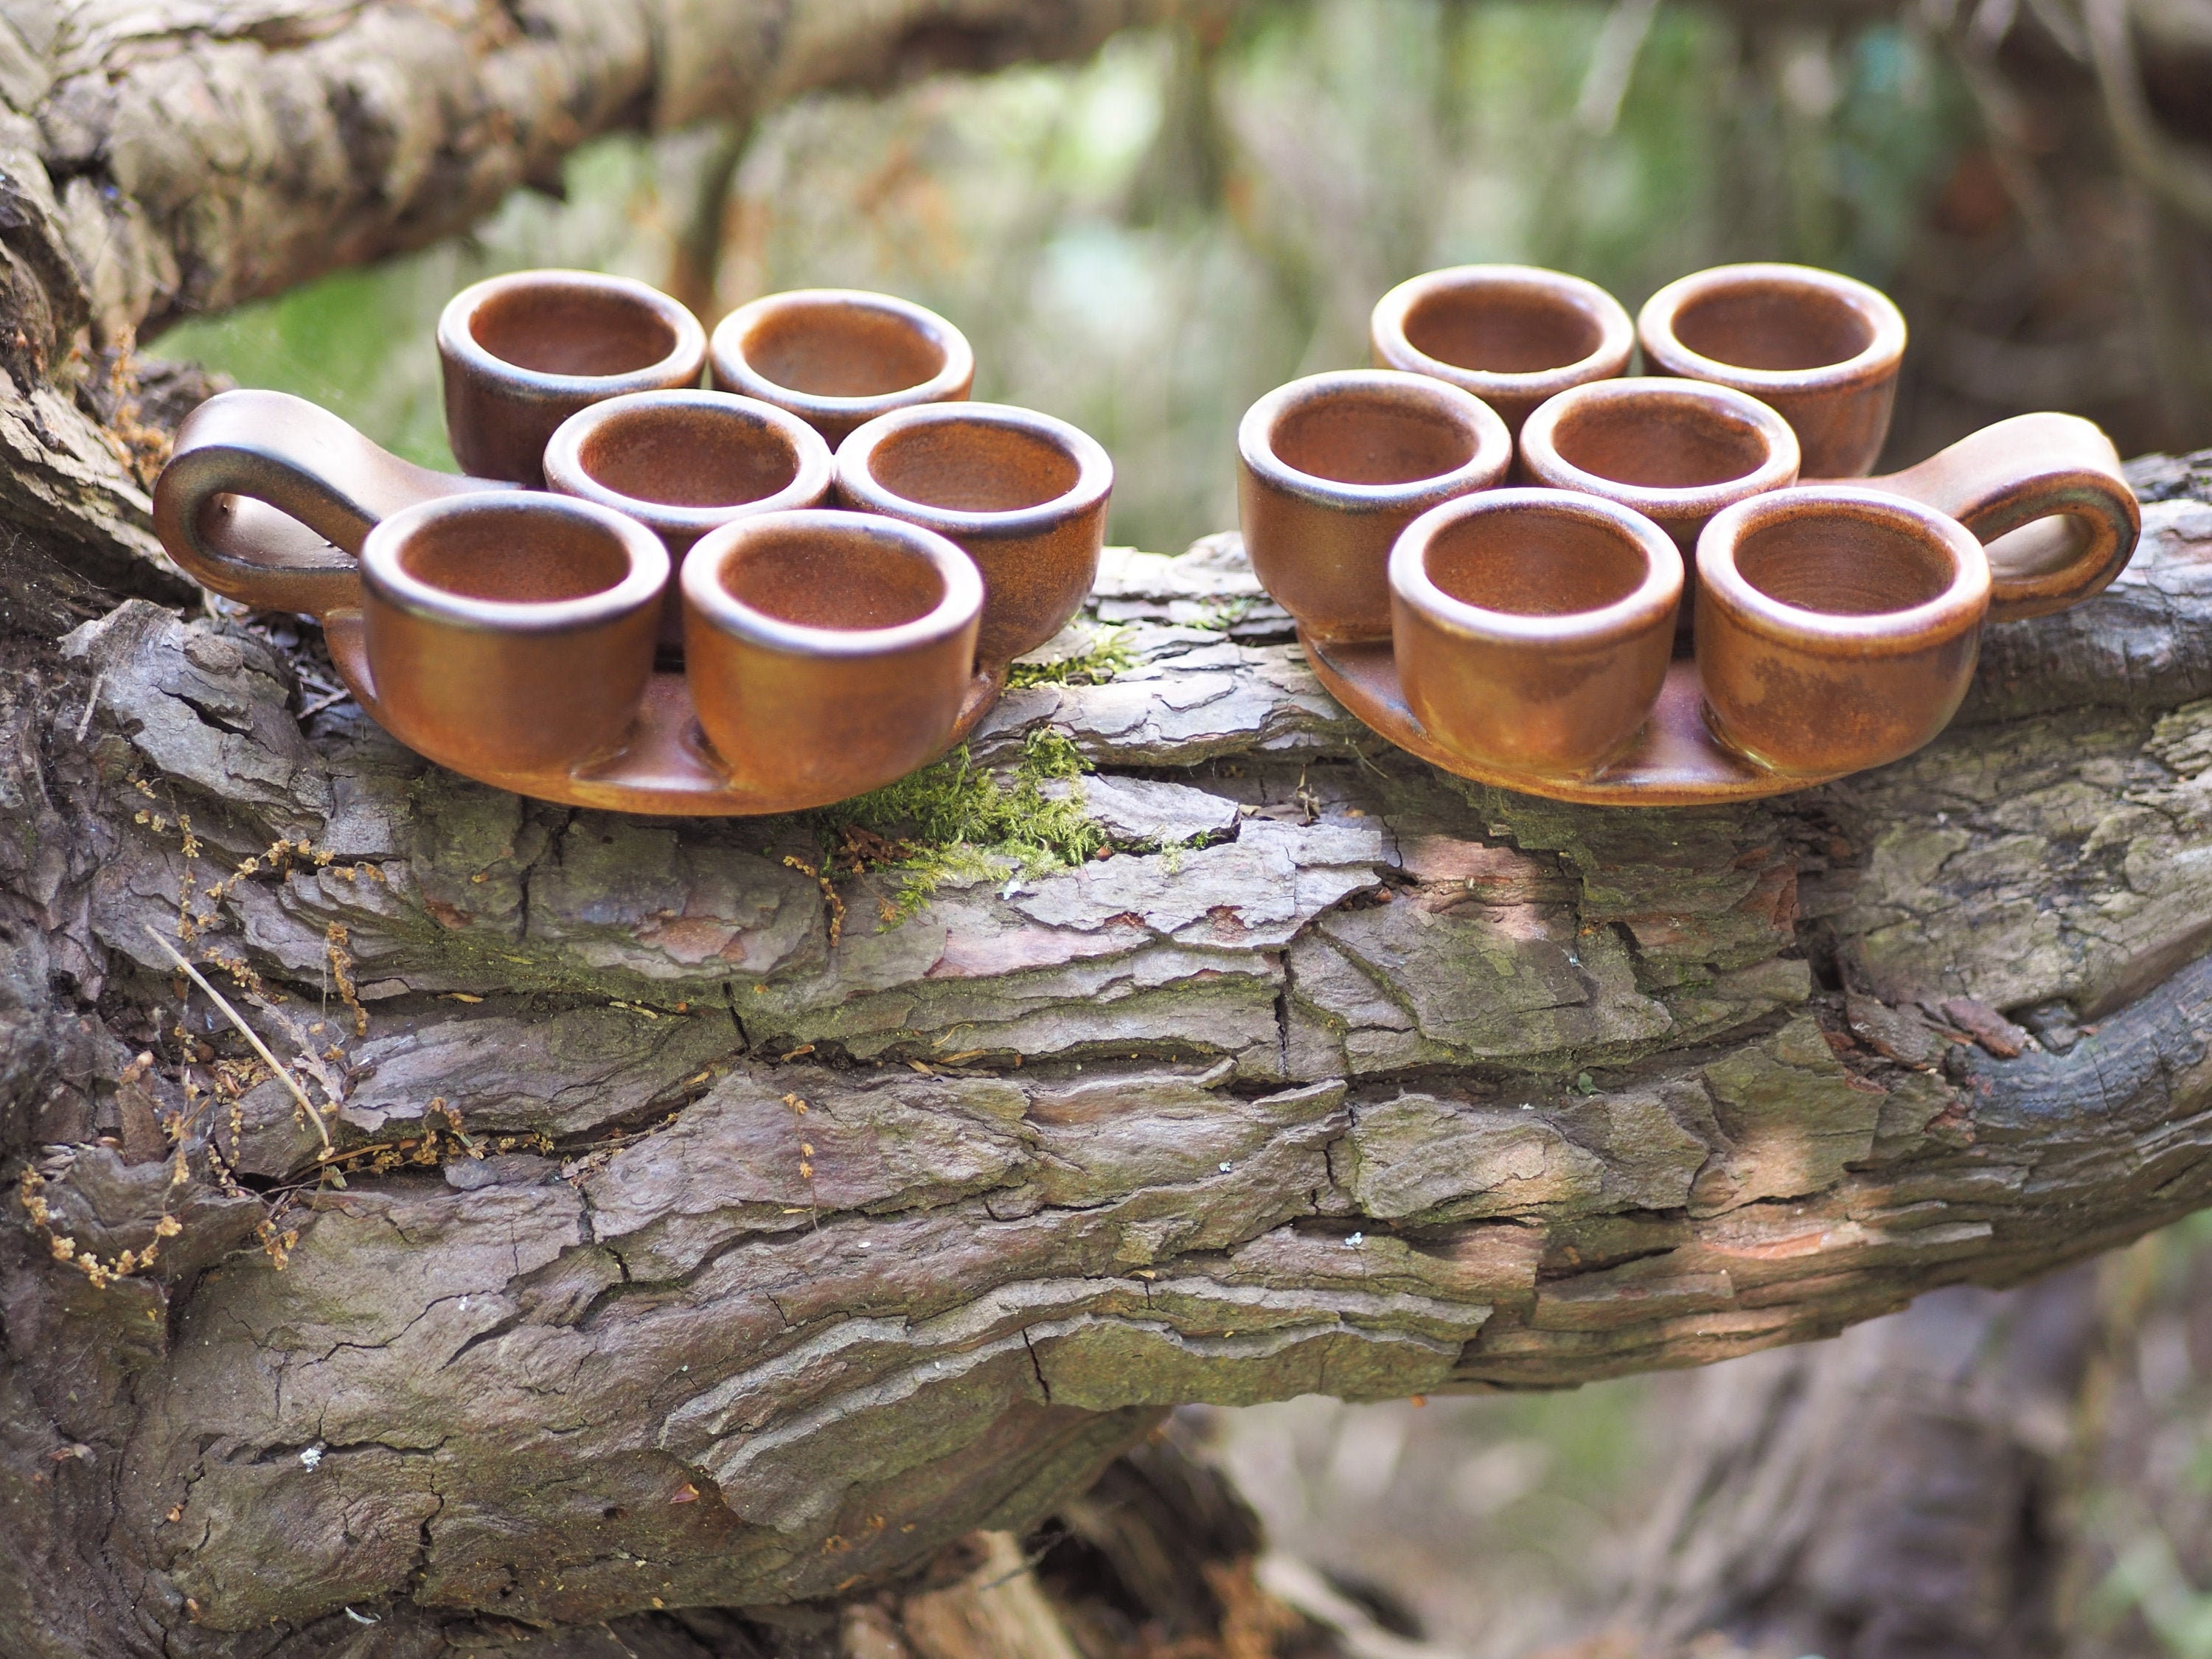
top-left (155, 0), bottom-right (1972, 554)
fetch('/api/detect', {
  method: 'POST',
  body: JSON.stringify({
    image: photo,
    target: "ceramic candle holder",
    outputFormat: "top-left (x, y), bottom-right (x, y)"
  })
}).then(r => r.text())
top-left (542, 389), bottom-right (835, 650)
top-left (1237, 369), bottom-right (1513, 643)
top-left (1638, 262), bottom-right (1906, 480)
top-left (682, 510), bottom-right (985, 801)
top-left (1517, 378), bottom-right (1801, 552)
top-left (1391, 489), bottom-right (1681, 777)
top-left (1696, 487), bottom-right (1989, 775)
top-left (437, 270), bottom-right (709, 485)
top-left (1370, 265), bottom-right (1636, 435)
top-left (835, 401), bottom-right (1113, 668)
top-left (360, 495), bottom-right (668, 774)
top-left (712, 289), bottom-right (975, 446)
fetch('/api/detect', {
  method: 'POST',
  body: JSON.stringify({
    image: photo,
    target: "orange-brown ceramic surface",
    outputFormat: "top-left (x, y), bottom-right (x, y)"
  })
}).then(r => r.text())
top-left (1518, 378), bottom-right (1801, 552)
top-left (360, 495), bottom-right (668, 775)
top-left (542, 389), bottom-right (834, 648)
top-left (1638, 262), bottom-right (1906, 480)
top-left (152, 387), bottom-right (1006, 815)
top-left (1238, 369), bottom-right (1512, 644)
top-left (1862, 411), bottom-right (2140, 622)
top-left (835, 401), bottom-right (1112, 669)
top-left (438, 271), bottom-right (708, 485)
top-left (712, 289), bottom-right (975, 447)
top-left (1696, 487), bottom-right (1991, 776)
top-left (1390, 489), bottom-right (1682, 777)
top-left (1371, 265), bottom-right (1635, 435)
top-left (682, 510), bottom-right (985, 802)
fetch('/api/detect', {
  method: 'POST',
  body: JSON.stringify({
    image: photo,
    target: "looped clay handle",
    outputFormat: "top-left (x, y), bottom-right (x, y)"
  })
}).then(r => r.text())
top-left (153, 389), bottom-right (514, 615)
top-left (1868, 411), bottom-right (2141, 624)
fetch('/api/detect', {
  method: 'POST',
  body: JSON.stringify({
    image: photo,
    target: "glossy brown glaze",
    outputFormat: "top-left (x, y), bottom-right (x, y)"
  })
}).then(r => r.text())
top-left (542, 389), bottom-right (834, 649)
top-left (683, 509), bottom-right (984, 800)
top-left (1638, 262), bottom-right (1906, 480)
top-left (1370, 264), bottom-right (1635, 435)
top-left (438, 271), bottom-right (708, 485)
top-left (1518, 378), bottom-right (1801, 552)
top-left (1863, 411), bottom-right (2141, 622)
top-left (1391, 489), bottom-right (1681, 777)
top-left (1697, 487), bottom-right (1991, 776)
top-left (360, 494), bottom-right (668, 775)
top-left (1238, 369), bottom-right (1512, 644)
top-left (835, 401), bottom-right (1112, 669)
top-left (712, 289), bottom-right (975, 447)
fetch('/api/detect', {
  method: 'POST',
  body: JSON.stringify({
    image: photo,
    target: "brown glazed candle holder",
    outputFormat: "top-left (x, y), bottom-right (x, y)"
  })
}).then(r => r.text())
top-left (437, 271), bottom-right (709, 485)
top-left (1369, 264), bottom-right (1636, 435)
top-left (712, 289), bottom-right (975, 445)
top-left (1250, 261), bottom-right (2142, 805)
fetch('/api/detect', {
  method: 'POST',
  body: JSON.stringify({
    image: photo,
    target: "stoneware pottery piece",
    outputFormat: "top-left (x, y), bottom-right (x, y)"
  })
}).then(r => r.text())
top-left (1237, 369), bottom-right (1513, 643)
top-left (437, 270), bottom-right (708, 485)
top-left (1637, 262), bottom-right (1907, 480)
top-left (151, 387), bottom-right (1005, 814)
top-left (712, 288), bottom-right (975, 446)
top-left (1370, 264), bottom-right (1636, 435)
top-left (541, 389), bottom-right (834, 649)
top-left (359, 494), bottom-right (668, 776)
top-left (1517, 377), bottom-right (1801, 552)
top-left (835, 400), bottom-right (1113, 669)
top-left (1390, 488), bottom-right (1681, 777)
top-left (1695, 486), bottom-right (1989, 776)
top-left (683, 509), bottom-right (984, 800)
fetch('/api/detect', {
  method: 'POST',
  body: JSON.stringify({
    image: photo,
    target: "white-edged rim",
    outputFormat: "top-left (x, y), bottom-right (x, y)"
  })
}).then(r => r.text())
top-left (1371, 264), bottom-right (1635, 399)
top-left (1391, 487), bottom-right (1683, 646)
top-left (711, 288), bottom-right (975, 422)
top-left (436, 269), bottom-right (707, 397)
top-left (835, 401), bottom-right (1113, 536)
top-left (1638, 262), bottom-right (1907, 394)
top-left (1697, 484), bottom-right (1991, 650)
top-left (361, 493), bottom-right (671, 635)
top-left (1238, 369), bottom-right (1512, 509)
top-left (681, 507), bottom-right (984, 659)
top-left (1520, 378), bottom-right (1801, 519)
top-left (542, 390), bottom-right (835, 536)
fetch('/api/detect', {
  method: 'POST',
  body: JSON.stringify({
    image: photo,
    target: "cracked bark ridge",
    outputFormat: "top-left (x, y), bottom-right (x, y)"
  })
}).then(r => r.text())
top-left (0, 0), bottom-right (1206, 627)
top-left (4, 453), bottom-right (2212, 1652)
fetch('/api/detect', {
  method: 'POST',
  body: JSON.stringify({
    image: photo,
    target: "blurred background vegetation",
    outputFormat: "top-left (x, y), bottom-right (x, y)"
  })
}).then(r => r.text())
top-left (147, 2), bottom-right (2212, 1652)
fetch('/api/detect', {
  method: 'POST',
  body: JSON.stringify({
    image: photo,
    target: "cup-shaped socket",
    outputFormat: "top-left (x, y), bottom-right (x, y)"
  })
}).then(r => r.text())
top-left (543, 390), bottom-right (835, 649)
top-left (1371, 265), bottom-right (1635, 435)
top-left (438, 271), bottom-right (708, 485)
top-left (1391, 489), bottom-right (1682, 778)
top-left (683, 509), bottom-right (984, 801)
top-left (360, 495), bottom-right (667, 775)
top-left (1519, 378), bottom-right (1799, 552)
top-left (1697, 486), bottom-right (1991, 776)
top-left (835, 402), bottom-right (1112, 669)
top-left (712, 289), bottom-right (975, 447)
top-left (1639, 263), bottom-right (1906, 480)
top-left (1239, 370), bottom-right (1513, 643)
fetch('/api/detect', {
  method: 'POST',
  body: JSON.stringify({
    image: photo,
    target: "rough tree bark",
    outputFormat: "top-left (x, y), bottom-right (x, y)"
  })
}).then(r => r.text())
top-left (7, 4), bottom-right (2212, 1658)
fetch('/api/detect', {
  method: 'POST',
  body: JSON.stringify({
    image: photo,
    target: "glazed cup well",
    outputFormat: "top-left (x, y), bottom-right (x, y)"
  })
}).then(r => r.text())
top-left (543, 390), bottom-right (834, 650)
top-left (1238, 369), bottom-right (1513, 644)
top-left (437, 271), bottom-right (709, 486)
top-left (1391, 489), bottom-right (1682, 778)
top-left (712, 289), bottom-right (975, 447)
top-left (682, 509), bottom-right (984, 801)
top-left (1639, 262), bottom-right (1906, 480)
top-left (359, 494), bottom-right (668, 775)
top-left (1371, 265), bottom-right (1635, 435)
top-left (835, 402), bottom-right (1112, 669)
top-left (1696, 486), bottom-right (1992, 776)
top-left (1519, 378), bottom-right (1801, 554)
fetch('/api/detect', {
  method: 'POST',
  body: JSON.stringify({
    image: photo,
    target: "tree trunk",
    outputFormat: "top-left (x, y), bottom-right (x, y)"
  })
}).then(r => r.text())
top-left (8, 4), bottom-right (2212, 1657)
